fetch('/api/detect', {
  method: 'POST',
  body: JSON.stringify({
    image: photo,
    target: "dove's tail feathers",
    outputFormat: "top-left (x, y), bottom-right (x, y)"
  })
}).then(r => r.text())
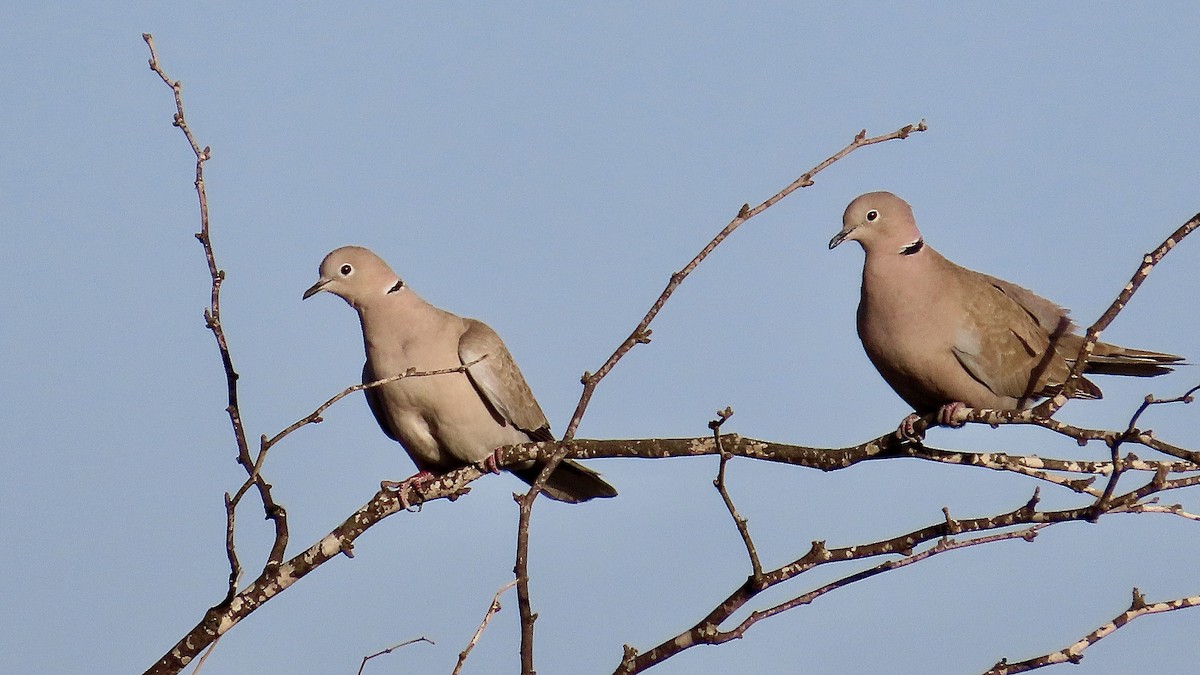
top-left (512, 459), bottom-right (617, 504)
top-left (1080, 343), bottom-right (1185, 378)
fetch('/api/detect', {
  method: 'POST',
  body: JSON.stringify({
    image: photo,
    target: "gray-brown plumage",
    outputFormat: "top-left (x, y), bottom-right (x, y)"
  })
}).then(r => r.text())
top-left (304, 246), bottom-right (616, 503)
top-left (829, 192), bottom-right (1182, 420)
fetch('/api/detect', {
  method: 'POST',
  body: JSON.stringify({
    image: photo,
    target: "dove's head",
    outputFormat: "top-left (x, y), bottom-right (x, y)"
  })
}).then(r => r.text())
top-left (303, 246), bottom-right (404, 308)
top-left (828, 191), bottom-right (924, 256)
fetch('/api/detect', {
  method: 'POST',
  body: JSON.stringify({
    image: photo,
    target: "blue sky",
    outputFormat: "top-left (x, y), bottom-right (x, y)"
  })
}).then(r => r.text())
top-left (3, 4), bottom-right (1198, 674)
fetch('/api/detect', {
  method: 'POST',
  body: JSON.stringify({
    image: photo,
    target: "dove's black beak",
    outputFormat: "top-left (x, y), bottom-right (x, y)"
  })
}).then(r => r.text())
top-left (828, 229), bottom-right (852, 250)
top-left (302, 278), bottom-right (330, 300)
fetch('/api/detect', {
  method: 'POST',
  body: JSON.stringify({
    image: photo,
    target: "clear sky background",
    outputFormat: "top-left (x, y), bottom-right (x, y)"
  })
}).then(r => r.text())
top-left (3, 4), bottom-right (1199, 674)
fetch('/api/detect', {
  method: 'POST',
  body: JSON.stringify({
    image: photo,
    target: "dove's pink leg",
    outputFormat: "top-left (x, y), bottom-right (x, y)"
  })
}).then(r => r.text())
top-left (937, 401), bottom-right (966, 427)
top-left (480, 448), bottom-right (504, 474)
top-left (381, 471), bottom-right (435, 509)
top-left (899, 401), bottom-right (967, 442)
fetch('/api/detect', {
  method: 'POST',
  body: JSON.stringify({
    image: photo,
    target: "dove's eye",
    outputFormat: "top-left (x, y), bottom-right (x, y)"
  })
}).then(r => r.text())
top-left (339, 264), bottom-right (353, 276)
top-left (866, 210), bottom-right (880, 222)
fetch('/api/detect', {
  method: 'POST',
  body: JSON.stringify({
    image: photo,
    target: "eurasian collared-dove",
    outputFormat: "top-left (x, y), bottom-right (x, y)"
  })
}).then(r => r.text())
top-left (303, 246), bottom-right (616, 503)
top-left (829, 191), bottom-right (1182, 435)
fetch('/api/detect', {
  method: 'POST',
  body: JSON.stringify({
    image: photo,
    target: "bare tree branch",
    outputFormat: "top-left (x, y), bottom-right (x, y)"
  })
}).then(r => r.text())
top-left (910, 380), bottom-right (1200, 466)
top-left (145, 472), bottom-right (471, 675)
top-left (1037, 213), bottom-right (1200, 414)
top-left (265, 357), bottom-right (487, 453)
top-left (227, 357), bottom-right (489, 513)
top-left (985, 589), bottom-right (1200, 674)
top-left (1115, 502), bottom-right (1200, 521)
top-left (142, 417), bottom-right (1198, 674)
top-left (1126, 383), bottom-right (1200, 432)
top-left (718, 524), bottom-right (1048, 645)
top-left (513, 465), bottom-right (547, 675)
top-left (710, 407), bottom-right (763, 579)
top-left (454, 580), bottom-right (518, 675)
top-left (606, 381), bottom-right (1198, 673)
top-left (142, 32), bottom-right (288, 604)
top-left (610, 470), bottom-right (1197, 674)
top-left (562, 120), bottom-right (928, 441)
top-left (356, 637), bottom-right (434, 675)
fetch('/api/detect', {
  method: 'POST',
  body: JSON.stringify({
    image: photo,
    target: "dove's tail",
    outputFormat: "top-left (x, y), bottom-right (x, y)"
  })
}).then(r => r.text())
top-left (512, 459), bottom-right (618, 504)
top-left (1075, 341), bottom-right (1185, 378)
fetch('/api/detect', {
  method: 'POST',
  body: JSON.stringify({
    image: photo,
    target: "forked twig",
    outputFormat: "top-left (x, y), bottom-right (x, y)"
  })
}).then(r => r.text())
top-left (710, 407), bottom-right (763, 579)
top-left (717, 524), bottom-right (1047, 644)
top-left (453, 580), bottom-right (518, 675)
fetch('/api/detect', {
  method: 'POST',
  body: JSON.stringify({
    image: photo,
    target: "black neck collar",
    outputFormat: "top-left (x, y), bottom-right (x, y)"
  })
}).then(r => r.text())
top-left (900, 238), bottom-right (924, 256)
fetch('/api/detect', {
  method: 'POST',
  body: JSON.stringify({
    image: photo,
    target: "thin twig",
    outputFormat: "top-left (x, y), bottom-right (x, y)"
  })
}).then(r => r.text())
top-left (227, 358), bottom-right (488, 509)
top-left (1125, 383), bottom-right (1200, 434)
top-left (356, 637), bottom-right (434, 675)
top-left (1116, 502), bottom-right (1200, 521)
top-left (717, 524), bottom-right (1047, 644)
top-left (562, 120), bottom-right (927, 441)
top-left (188, 635), bottom-right (220, 674)
top-left (709, 407), bottom-right (763, 579)
top-left (453, 580), bottom-right (518, 675)
top-left (985, 589), bottom-right (1200, 674)
top-left (143, 32), bottom-right (288, 602)
top-left (1037, 213), bottom-right (1200, 415)
top-left (265, 357), bottom-right (486, 451)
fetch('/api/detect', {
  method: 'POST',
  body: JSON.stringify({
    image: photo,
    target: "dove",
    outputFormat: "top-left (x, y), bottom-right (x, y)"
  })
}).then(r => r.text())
top-left (829, 191), bottom-right (1182, 437)
top-left (304, 246), bottom-right (616, 503)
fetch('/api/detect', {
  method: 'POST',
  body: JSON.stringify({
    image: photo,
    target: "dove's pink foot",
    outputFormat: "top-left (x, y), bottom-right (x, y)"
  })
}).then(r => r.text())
top-left (898, 402), bottom-right (969, 442)
top-left (937, 401), bottom-right (967, 427)
top-left (480, 448), bottom-right (503, 475)
top-left (898, 413), bottom-right (924, 442)
top-left (381, 471), bottom-right (435, 509)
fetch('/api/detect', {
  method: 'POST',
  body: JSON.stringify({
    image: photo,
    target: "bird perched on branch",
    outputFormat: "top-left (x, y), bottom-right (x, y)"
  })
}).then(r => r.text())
top-left (829, 191), bottom-right (1183, 438)
top-left (304, 246), bottom-right (616, 503)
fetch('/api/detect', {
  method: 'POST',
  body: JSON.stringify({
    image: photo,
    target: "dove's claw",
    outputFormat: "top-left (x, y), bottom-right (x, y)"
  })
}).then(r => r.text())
top-left (382, 471), bottom-right (435, 510)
